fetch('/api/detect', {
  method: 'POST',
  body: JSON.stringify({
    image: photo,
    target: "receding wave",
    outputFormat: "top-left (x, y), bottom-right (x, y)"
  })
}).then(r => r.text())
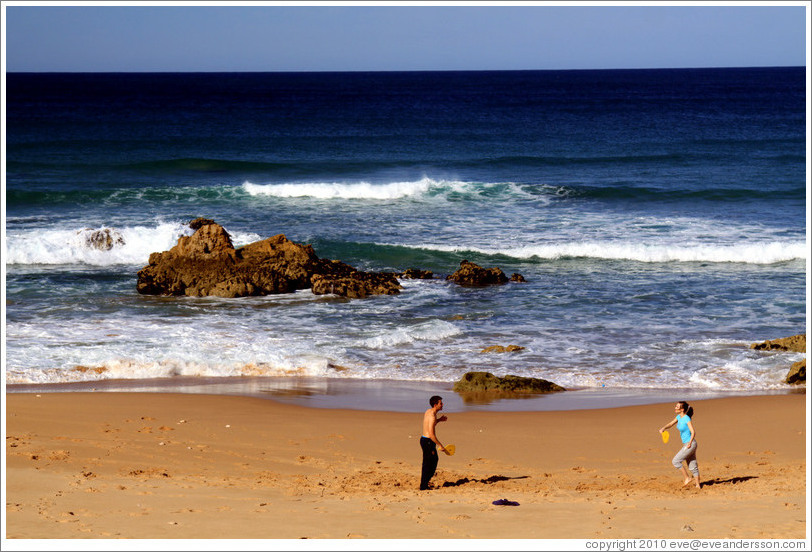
top-left (383, 241), bottom-right (807, 265)
top-left (5, 357), bottom-right (343, 385)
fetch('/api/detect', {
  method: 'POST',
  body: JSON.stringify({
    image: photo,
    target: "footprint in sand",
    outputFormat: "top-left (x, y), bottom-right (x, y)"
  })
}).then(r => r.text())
top-left (48, 450), bottom-right (70, 461)
top-left (57, 511), bottom-right (80, 524)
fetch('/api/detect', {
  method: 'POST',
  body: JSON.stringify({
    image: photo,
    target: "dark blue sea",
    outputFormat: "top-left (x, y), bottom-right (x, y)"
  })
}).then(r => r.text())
top-left (4, 68), bottom-right (807, 408)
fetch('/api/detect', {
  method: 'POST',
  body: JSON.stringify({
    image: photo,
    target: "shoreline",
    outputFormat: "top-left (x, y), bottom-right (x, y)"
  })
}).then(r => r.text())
top-left (4, 391), bottom-right (807, 542)
top-left (5, 375), bottom-right (805, 413)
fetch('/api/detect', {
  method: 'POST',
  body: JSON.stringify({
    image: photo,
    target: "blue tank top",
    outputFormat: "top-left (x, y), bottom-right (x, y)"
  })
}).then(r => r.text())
top-left (676, 414), bottom-right (692, 443)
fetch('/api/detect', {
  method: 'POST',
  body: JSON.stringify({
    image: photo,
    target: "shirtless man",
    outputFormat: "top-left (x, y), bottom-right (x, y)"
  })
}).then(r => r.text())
top-left (419, 395), bottom-right (448, 490)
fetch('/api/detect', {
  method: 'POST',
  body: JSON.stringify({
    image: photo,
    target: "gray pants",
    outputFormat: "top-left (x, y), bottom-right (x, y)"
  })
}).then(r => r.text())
top-left (672, 440), bottom-right (699, 477)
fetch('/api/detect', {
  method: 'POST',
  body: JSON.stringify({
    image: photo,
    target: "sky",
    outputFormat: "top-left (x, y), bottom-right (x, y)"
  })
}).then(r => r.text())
top-left (1, 2), bottom-right (809, 72)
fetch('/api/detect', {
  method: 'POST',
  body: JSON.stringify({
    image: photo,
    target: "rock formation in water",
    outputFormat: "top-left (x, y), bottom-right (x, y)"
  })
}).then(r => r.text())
top-left (785, 359), bottom-right (806, 385)
top-left (136, 218), bottom-right (401, 299)
top-left (750, 334), bottom-right (806, 353)
top-left (446, 260), bottom-right (510, 286)
top-left (453, 371), bottom-right (565, 394)
top-left (83, 228), bottom-right (125, 251)
top-left (480, 345), bottom-right (526, 353)
top-left (750, 334), bottom-right (806, 385)
top-left (137, 219), bottom-right (527, 299)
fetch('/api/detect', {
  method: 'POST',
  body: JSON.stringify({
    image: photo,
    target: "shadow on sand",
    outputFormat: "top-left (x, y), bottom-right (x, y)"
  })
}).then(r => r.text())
top-left (440, 475), bottom-right (530, 488)
top-left (701, 476), bottom-right (758, 487)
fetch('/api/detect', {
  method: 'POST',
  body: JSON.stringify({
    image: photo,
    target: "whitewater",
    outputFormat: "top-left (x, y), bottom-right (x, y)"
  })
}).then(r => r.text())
top-left (5, 68), bottom-right (806, 402)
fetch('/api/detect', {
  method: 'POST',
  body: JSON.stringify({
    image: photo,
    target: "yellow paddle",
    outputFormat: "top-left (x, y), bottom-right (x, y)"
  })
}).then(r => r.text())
top-left (661, 430), bottom-right (670, 444)
top-left (443, 444), bottom-right (456, 456)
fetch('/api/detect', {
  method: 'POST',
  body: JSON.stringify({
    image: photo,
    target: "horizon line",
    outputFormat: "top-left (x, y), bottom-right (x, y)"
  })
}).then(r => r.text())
top-left (6, 65), bottom-right (805, 74)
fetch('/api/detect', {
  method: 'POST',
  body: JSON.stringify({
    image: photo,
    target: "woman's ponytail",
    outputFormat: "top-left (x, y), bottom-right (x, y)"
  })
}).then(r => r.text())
top-left (678, 401), bottom-right (694, 418)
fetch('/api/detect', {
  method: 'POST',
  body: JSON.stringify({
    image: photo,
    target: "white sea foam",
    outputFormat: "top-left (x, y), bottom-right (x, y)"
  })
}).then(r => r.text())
top-left (4, 222), bottom-right (192, 266)
top-left (687, 360), bottom-right (796, 390)
top-left (242, 178), bottom-right (436, 200)
top-left (241, 178), bottom-right (547, 202)
top-left (383, 240), bottom-right (806, 265)
top-left (5, 320), bottom-right (801, 391)
top-left (3, 222), bottom-right (263, 266)
top-left (359, 319), bottom-right (462, 349)
top-left (4, 357), bottom-right (342, 385)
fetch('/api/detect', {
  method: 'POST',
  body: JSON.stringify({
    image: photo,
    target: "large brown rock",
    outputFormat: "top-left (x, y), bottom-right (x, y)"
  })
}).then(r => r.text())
top-left (399, 268), bottom-right (434, 279)
top-left (480, 345), bottom-right (525, 353)
top-left (311, 270), bottom-right (401, 299)
top-left (446, 260), bottom-right (510, 286)
top-left (137, 219), bottom-right (401, 299)
top-left (750, 334), bottom-right (806, 353)
top-left (785, 359), bottom-right (806, 385)
top-left (453, 371), bottom-right (565, 394)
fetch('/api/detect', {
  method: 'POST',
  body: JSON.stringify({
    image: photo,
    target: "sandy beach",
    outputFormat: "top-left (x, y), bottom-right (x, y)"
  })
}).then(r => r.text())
top-left (4, 391), bottom-right (808, 543)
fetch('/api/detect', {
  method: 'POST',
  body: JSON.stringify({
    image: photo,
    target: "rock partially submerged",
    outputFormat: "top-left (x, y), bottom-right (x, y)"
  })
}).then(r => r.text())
top-left (480, 345), bottom-right (526, 354)
top-left (82, 228), bottom-right (125, 251)
top-left (750, 334), bottom-right (806, 353)
top-left (750, 334), bottom-right (806, 385)
top-left (447, 260), bottom-right (509, 286)
top-left (137, 219), bottom-right (527, 299)
top-left (785, 359), bottom-right (806, 385)
top-left (137, 219), bottom-right (401, 299)
top-left (453, 371), bottom-right (565, 394)
top-left (399, 268), bottom-right (434, 279)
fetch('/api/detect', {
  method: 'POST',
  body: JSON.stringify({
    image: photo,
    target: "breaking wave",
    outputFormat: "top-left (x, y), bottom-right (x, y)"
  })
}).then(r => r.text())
top-left (384, 240), bottom-right (807, 265)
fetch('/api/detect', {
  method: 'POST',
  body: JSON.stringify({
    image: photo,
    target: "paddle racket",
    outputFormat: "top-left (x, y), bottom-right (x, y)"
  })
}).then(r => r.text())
top-left (661, 430), bottom-right (670, 444)
top-left (443, 444), bottom-right (456, 456)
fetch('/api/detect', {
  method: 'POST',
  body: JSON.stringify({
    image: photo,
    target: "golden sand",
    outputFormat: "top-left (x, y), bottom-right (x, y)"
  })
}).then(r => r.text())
top-left (4, 392), bottom-right (807, 540)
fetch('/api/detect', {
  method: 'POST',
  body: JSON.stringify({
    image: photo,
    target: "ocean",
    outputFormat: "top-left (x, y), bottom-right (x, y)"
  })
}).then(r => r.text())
top-left (3, 68), bottom-right (807, 410)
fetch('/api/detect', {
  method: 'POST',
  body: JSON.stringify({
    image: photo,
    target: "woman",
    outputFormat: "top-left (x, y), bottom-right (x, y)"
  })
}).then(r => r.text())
top-left (659, 401), bottom-right (700, 489)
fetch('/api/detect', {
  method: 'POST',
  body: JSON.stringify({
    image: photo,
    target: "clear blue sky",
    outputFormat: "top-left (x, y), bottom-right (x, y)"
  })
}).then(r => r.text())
top-left (3, 2), bottom-right (808, 72)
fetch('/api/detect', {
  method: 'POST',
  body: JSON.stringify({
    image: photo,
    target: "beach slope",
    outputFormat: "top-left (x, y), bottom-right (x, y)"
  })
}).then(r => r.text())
top-left (4, 392), bottom-right (807, 540)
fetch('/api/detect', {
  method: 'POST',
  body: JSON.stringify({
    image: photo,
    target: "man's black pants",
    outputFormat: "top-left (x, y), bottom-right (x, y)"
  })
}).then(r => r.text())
top-left (420, 437), bottom-right (438, 490)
